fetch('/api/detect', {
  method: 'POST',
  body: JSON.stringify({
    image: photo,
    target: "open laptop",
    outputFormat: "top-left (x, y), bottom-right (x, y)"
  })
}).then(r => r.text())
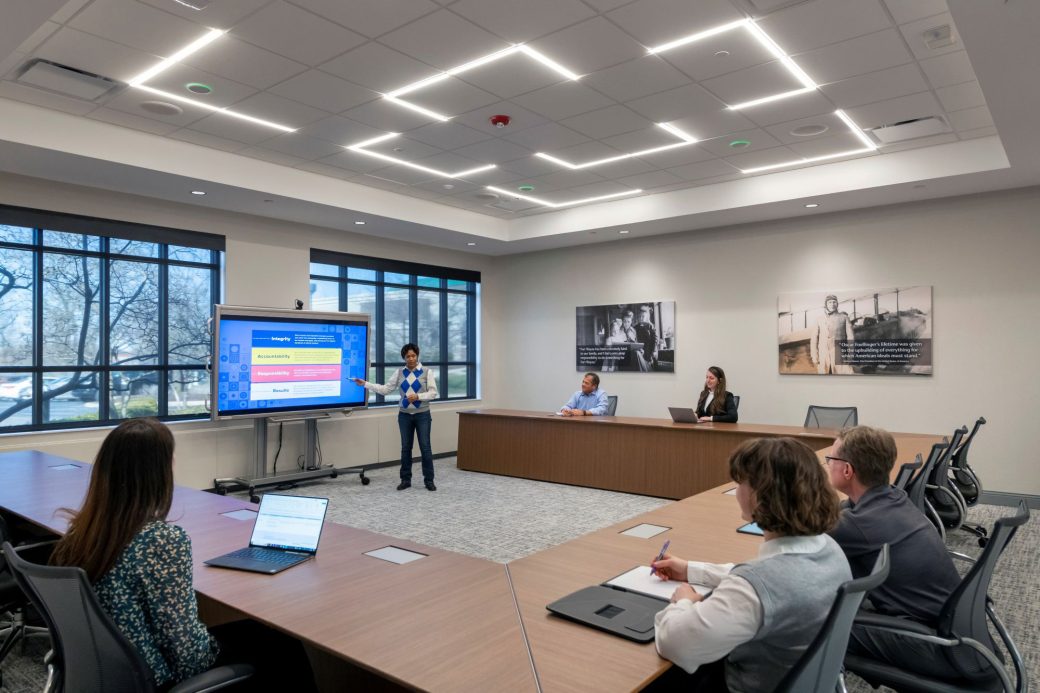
top-left (668, 406), bottom-right (699, 424)
top-left (205, 493), bottom-right (329, 575)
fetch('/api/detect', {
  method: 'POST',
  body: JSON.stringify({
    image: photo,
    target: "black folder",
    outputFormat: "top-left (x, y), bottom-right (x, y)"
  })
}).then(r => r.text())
top-left (546, 584), bottom-right (668, 643)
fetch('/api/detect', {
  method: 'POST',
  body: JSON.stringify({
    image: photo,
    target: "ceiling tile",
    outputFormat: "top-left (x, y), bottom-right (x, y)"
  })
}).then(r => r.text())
top-left (494, 155), bottom-right (560, 178)
top-left (583, 0), bottom-right (636, 11)
top-left (365, 166), bottom-right (436, 186)
top-left (185, 36), bottom-right (308, 90)
top-left (957, 126), bottom-right (997, 140)
top-left (876, 132), bottom-right (957, 153)
top-left (665, 158), bottom-right (737, 181)
top-left (632, 142), bottom-right (715, 168)
top-left (403, 78), bottom-right (499, 118)
top-left (319, 42), bottom-right (438, 92)
top-left (378, 10), bottom-right (510, 71)
top-left (626, 83), bottom-right (725, 122)
top-left (296, 115), bottom-right (385, 144)
top-left (362, 135), bottom-right (443, 161)
top-left (183, 112), bottom-right (283, 145)
top-left (755, 0), bottom-right (892, 54)
top-left (587, 157), bottom-right (657, 179)
top-left (526, 17), bottom-right (646, 75)
top-left (16, 21), bottom-right (60, 55)
top-left (232, 1), bottom-right (366, 67)
top-left (68, 0), bottom-right (204, 58)
top-left (0, 51), bottom-right (27, 81)
top-left (315, 150), bottom-right (388, 174)
top-left (231, 91), bottom-right (330, 128)
top-left (614, 169), bottom-right (684, 189)
top-left (449, 0), bottom-right (595, 43)
top-left (253, 133), bottom-right (345, 160)
top-left (606, 0), bottom-right (743, 47)
top-left (738, 90), bottom-right (835, 127)
top-left (167, 127), bottom-right (251, 152)
top-left (0, 81), bottom-right (98, 116)
top-left (292, 161), bottom-right (361, 180)
top-left (503, 121), bottom-right (590, 150)
top-left (341, 98), bottom-right (439, 132)
top-left (795, 29), bottom-right (913, 85)
top-left (35, 27), bottom-right (156, 84)
top-left (136, 0), bottom-right (273, 28)
top-left (546, 140), bottom-right (626, 165)
top-left (238, 147), bottom-right (309, 167)
top-left (288, 0), bottom-right (439, 39)
top-left (656, 26), bottom-right (775, 83)
top-left (883, 0), bottom-right (948, 25)
top-left (763, 111), bottom-right (850, 144)
top-left (85, 107), bottom-right (180, 135)
top-left (141, 64), bottom-right (258, 109)
top-left (897, 12), bottom-right (962, 61)
top-left (455, 55), bottom-right (567, 101)
top-left (268, 70), bottom-right (378, 113)
top-left (819, 63), bottom-right (928, 109)
top-left (453, 101), bottom-right (548, 136)
top-left (919, 50), bottom-right (976, 89)
top-left (407, 122), bottom-right (492, 150)
top-left (600, 126), bottom-right (682, 152)
top-left (411, 151), bottom-right (485, 173)
top-left (935, 81), bottom-right (985, 113)
top-left (103, 87), bottom-right (209, 127)
top-left (786, 131), bottom-right (865, 157)
top-left (412, 177), bottom-right (483, 196)
top-left (557, 181), bottom-right (635, 199)
top-left (846, 90), bottom-right (943, 130)
top-left (947, 105), bottom-right (993, 132)
top-left (700, 61), bottom-right (804, 106)
top-left (527, 169), bottom-right (607, 193)
top-left (461, 166), bottom-right (524, 186)
top-left (582, 55), bottom-right (690, 102)
top-left (454, 138), bottom-right (536, 164)
top-left (511, 81), bottom-right (614, 121)
top-left (723, 145), bottom-right (802, 171)
top-left (560, 104), bottom-right (654, 140)
top-left (698, 128), bottom-right (783, 157)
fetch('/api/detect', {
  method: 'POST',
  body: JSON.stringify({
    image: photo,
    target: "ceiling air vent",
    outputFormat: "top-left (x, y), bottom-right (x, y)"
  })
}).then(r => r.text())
top-left (868, 116), bottom-right (951, 144)
top-left (17, 59), bottom-right (120, 101)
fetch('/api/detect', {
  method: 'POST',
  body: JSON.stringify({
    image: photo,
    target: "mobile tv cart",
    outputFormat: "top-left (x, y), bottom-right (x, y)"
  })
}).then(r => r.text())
top-left (213, 411), bottom-right (369, 504)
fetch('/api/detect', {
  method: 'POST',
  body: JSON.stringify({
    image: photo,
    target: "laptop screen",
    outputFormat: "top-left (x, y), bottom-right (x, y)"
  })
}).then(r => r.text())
top-left (249, 494), bottom-right (329, 553)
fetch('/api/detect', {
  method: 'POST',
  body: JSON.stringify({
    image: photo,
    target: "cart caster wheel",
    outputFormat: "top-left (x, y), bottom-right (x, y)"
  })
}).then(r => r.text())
top-left (216, 486), bottom-right (228, 496)
top-left (250, 494), bottom-right (260, 504)
top-left (979, 527), bottom-right (988, 536)
top-left (978, 537), bottom-right (989, 548)
top-left (331, 470), bottom-right (338, 479)
top-left (361, 475), bottom-right (371, 486)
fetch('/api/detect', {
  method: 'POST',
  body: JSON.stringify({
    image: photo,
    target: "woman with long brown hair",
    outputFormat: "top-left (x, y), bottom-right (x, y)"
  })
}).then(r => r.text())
top-left (695, 365), bottom-right (739, 423)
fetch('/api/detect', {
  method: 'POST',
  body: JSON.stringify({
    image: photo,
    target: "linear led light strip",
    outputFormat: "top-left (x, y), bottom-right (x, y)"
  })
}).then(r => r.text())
top-left (485, 185), bottom-right (642, 210)
top-left (740, 110), bottom-right (877, 174)
top-left (346, 133), bottom-right (496, 179)
top-left (126, 28), bottom-right (296, 132)
top-left (383, 44), bottom-right (581, 122)
top-left (536, 122), bottom-right (697, 170)
top-left (649, 19), bottom-right (817, 110)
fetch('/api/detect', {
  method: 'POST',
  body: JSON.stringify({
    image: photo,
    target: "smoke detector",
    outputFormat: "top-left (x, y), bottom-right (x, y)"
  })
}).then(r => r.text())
top-left (489, 114), bottom-right (511, 128)
top-left (922, 24), bottom-right (956, 50)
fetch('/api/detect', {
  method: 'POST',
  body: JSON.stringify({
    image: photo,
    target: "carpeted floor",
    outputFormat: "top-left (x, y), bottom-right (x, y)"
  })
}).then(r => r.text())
top-left (2, 459), bottom-right (1035, 692)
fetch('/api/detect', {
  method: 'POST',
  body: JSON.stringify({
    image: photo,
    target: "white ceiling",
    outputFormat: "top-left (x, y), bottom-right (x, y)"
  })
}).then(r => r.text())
top-left (0, 0), bottom-right (1036, 255)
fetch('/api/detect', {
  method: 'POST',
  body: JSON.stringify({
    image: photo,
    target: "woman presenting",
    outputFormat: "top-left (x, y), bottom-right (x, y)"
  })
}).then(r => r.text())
top-left (695, 366), bottom-right (738, 423)
top-left (353, 342), bottom-right (439, 491)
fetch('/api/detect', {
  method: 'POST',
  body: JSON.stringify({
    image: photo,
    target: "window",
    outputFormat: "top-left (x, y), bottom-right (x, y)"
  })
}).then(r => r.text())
top-left (0, 205), bottom-right (223, 432)
top-left (309, 250), bottom-right (479, 404)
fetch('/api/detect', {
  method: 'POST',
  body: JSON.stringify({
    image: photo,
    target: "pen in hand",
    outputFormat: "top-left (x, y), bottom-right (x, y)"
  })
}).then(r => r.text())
top-left (649, 539), bottom-right (670, 576)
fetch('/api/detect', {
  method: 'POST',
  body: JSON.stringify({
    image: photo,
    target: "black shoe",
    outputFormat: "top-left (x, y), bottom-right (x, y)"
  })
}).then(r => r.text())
top-left (425, 481), bottom-right (437, 491)
top-left (397, 481), bottom-right (411, 490)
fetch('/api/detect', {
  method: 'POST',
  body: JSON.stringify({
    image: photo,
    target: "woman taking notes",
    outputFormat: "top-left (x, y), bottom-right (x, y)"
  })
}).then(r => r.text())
top-left (652, 437), bottom-right (849, 691)
top-left (696, 365), bottom-right (738, 423)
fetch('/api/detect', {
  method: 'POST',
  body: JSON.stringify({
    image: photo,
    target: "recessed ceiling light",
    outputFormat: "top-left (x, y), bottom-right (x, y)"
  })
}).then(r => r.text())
top-left (804, 203), bottom-right (819, 208)
top-left (714, 50), bottom-right (730, 57)
top-left (191, 190), bottom-right (206, 195)
top-left (185, 82), bottom-right (212, 94)
top-left (618, 229), bottom-right (630, 235)
top-left (791, 123), bottom-right (828, 137)
top-left (354, 220), bottom-right (366, 225)
top-left (466, 242), bottom-right (476, 246)
top-left (442, 183), bottom-right (455, 189)
top-left (518, 184), bottom-right (535, 192)
top-left (729, 139), bottom-right (751, 148)
top-left (139, 100), bottom-right (182, 116)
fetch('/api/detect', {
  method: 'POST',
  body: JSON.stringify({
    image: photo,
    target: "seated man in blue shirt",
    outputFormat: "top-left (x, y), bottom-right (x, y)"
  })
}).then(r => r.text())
top-left (560, 372), bottom-right (608, 416)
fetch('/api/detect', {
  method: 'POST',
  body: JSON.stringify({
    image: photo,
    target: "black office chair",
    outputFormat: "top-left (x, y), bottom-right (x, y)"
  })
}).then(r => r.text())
top-left (1, 541), bottom-right (253, 693)
top-left (804, 405), bottom-right (858, 429)
top-left (925, 426), bottom-right (969, 536)
top-left (906, 441), bottom-right (952, 540)
top-left (732, 395), bottom-right (740, 410)
top-left (949, 417), bottom-right (988, 546)
top-left (775, 545), bottom-right (890, 693)
top-left (606, 395), bottom-right (618, 416)
top-left (0, 516), bottom-right (50, 689)
top-left (893, 455), bottom-right (923, 492)
top-left (844, 501), bottom-right (1030, 693)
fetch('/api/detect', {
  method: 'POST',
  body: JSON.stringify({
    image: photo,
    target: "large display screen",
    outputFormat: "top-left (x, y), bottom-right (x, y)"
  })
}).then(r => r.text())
top-left (212, 306), bottom-right (369, 419)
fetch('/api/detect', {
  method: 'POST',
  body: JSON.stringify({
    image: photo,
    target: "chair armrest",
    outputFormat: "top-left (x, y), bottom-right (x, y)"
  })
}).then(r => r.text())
top-left (853, 611), bottom-right (935, 637)
top-left (168, 663), bottom-right (254, 693)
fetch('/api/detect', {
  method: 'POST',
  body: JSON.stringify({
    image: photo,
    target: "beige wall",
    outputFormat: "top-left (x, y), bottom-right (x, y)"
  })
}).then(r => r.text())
top-left (488, 187), bottom-right (1040, 496)
top-left (0, 172), bottom-right (497, 488)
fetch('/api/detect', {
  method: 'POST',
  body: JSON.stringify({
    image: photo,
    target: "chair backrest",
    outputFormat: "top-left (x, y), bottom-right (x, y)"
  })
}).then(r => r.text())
top-left (605, 395), bottom-right (618, 416)
top-left (951, 417), bottom-right (985, 471)
top-left (937, 501), bottom-right (1030, 679)
top-left (2, 541), bottom-right (156, 693)
top-left (893, 455), bottom-right (923, 491)
top-left (905, 442), bottom-right (947, 522)
top-left (925, 427), bottom-right (968, 528)
top-left (732, 394), bottom-right (740, 410)
top-left (775, 545), bottom-right (891, 693)
top-left (950, 417), bottom-right (986, 505)
top-left (926, 426), bottom-right (967, 488)
top-left (804, 405), bottom-right (858, 429)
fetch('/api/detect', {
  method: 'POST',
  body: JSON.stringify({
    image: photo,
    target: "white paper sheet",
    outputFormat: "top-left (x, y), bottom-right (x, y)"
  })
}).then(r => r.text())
top-left (364, 546), bottom-right (427, 564)
top-left (605, 565), bottom-right (713, 601)
top-left (620, 523), bottom-right (671, 539)
top-left (221, 509), bottom-right (258, 521)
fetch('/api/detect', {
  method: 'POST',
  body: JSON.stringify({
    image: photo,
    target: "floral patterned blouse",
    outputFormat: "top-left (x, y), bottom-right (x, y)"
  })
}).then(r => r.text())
top-left (94, 521), bottom-right (219, 686)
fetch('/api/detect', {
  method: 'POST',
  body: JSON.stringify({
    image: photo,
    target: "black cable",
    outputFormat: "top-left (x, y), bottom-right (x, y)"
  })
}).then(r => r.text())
top-left (314, 424), bottom-right (323, 469)
top-left (272, 422), bottom-right (283, 474)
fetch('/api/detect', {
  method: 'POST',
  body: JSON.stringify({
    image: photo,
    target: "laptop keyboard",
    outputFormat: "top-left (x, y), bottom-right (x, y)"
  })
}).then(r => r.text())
top-left (226, 546), bottom-right (305, 565)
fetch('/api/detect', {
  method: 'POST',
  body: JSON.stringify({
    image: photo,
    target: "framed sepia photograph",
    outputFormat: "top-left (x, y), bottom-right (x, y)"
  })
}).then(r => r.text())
top-left (576, 302), bottom-right (675, 373)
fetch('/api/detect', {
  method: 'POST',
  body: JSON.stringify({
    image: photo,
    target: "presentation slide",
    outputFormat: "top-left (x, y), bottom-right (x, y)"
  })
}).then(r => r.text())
top-left (216, 315), bottom-right (367, 417)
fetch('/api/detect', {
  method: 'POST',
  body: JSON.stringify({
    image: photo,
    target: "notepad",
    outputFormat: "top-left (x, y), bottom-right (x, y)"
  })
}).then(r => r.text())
top-left (620, 523), bottom-right (670, 539)
top-left (605, 565), bottom-right (713, 601)
top-left (365, 546), bottom-right (427, 564)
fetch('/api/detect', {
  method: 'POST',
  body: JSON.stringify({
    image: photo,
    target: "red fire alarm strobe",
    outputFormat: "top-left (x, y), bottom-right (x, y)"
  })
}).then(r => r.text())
top-left (489, 114), bottom-right (511, 128)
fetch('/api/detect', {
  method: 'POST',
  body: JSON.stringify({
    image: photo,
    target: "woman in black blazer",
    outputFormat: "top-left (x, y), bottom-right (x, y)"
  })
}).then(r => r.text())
top-left (696, 366), bottom-right (738, 423)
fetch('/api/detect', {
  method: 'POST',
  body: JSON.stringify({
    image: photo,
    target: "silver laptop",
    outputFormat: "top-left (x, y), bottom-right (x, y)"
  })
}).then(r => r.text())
top-left (668, 407), bottom-right (699, 424)
top-left (205, 494), bottom-right (329, 575)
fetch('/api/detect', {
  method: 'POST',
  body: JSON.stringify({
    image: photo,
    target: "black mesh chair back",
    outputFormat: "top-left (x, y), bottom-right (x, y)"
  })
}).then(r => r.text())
top-left (605, 395), bottom-right (618, 416)
top-left (893, 455), bottom-right (923, 491)
top-left (951, 417), bottom-right (986, 506)
top-left (926, 426), bottom-right (968, 529)
top-left (804, 405), bottom-right (858, 429)
top-left (775, 545), bottom-right (890, 693)
top-left (732, 395), bottom-right (740, 410)
top-left (2, 541), bottom-right (156, 692)
top-left (937, 501), bottom-right (1029, 680)
top-left (906, 442), bottom-right (948, 534)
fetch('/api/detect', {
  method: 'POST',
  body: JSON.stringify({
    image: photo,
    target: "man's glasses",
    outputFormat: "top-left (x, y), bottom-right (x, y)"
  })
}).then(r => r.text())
top-left (825, 456), bottom-right (853, 468)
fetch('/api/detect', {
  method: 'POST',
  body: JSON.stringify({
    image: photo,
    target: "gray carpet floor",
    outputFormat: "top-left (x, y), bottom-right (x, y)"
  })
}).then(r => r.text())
top-left (1, 459), bottom-right (1035, 692)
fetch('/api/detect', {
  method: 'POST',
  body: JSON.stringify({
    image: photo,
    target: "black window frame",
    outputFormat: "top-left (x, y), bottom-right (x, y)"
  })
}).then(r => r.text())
top-left (309, 249), bottom-right (479, 406)
top-left (0, 204), bottom-right (224, 433)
